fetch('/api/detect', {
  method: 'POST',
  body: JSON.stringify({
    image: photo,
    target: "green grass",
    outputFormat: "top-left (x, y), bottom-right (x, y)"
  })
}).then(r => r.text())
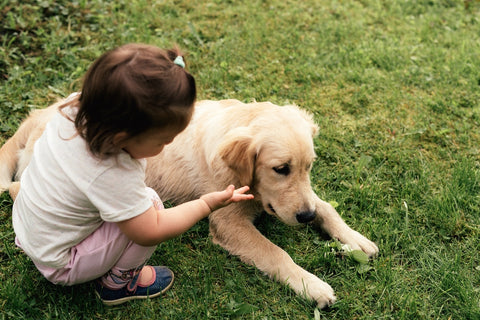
top-left (1, 0), bottom-right (480, 319)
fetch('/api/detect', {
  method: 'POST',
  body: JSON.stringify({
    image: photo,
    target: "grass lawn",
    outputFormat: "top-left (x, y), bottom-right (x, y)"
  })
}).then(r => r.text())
top-left (1, 0), bottom-right (480, 319)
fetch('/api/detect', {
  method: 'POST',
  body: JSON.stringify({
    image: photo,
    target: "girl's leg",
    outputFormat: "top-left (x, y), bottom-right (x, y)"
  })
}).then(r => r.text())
top-left (34, 187), bottom-right (163, 286)
top-left (99, 233), bottom-right (157, 289)
top-left (34, 221), bottom-right (156, 286)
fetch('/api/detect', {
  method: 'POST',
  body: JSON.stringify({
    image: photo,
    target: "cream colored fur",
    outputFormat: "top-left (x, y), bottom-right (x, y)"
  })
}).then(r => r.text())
top-left (0, 98), bottom-right (378, 308)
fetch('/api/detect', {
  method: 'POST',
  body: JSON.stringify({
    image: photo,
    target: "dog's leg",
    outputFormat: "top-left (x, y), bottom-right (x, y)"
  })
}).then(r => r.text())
top-left (0, 140), bottom-right (19, 193)
top-left (0, 106), bottom-right (55, 199)
top-left (209, 205), bottom-right (336, 308)
top-left (0, 108), bottom-right (49, 195)
top-left (311, 196), bottom-right (378, 257)
top-left (0, 133), bottom-right (26, 194)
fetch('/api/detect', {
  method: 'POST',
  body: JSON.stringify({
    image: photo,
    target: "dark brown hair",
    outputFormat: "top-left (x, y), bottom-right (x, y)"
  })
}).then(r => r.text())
top-left (62, 43), bottom-right (196, 157)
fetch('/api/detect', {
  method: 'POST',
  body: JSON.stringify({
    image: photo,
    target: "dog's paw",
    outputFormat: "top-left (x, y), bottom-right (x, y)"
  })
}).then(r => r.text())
top-left (339, 229), bottom-right (379, 258)
top-left (310, 279), bottom-right (336, 309)
top-left (291, 271), bottom-right (336, 309)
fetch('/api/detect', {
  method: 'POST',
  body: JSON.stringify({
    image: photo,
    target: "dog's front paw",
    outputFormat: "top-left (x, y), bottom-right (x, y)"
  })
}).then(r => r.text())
top-left (309, 278), bottom-right (336, 309)
top-left (339, 229), bottom-right (379, 257)
top-left (290, 271), bottom-right (336, 309)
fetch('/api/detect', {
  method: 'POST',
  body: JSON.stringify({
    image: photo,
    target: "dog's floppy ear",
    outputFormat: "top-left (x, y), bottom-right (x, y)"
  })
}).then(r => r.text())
top-left (217, 127), bottom-right (256, 187)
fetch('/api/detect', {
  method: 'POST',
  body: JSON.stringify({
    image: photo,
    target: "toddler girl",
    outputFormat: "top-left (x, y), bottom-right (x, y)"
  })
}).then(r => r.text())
top-left (12, 43), bottom-right (253, 305)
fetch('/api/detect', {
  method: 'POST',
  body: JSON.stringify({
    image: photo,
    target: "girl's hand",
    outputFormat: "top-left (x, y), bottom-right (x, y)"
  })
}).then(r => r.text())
top-left (200, 185), bottom-right (254, 212)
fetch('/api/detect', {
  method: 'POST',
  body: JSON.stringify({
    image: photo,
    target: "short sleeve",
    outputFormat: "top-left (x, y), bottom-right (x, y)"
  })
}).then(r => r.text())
top-left (87, 155), bottom-right (152, 222)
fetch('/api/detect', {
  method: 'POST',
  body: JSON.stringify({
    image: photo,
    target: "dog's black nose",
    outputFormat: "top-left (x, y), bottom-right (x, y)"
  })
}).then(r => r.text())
top-left (296, 211), bottom-right (316, 223)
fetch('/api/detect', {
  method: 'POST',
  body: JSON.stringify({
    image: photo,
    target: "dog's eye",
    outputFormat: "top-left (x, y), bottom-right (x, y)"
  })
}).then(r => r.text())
top-left (273, 164), bottom-right (290, 176)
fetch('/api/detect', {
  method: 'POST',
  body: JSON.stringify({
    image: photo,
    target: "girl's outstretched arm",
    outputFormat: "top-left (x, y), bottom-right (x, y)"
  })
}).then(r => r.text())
top-left (117, 185), bottom-right (253, 246)
top-left (200, 185), bottom-right (253, 211)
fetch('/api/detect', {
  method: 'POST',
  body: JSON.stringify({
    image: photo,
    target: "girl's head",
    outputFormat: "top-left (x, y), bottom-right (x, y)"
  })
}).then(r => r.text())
top-left (73, 43), bottom-right (196, 158)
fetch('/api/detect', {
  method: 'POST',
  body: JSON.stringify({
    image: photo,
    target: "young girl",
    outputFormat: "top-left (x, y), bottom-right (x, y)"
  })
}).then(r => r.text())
top-left (11, 43), bottom-right (254, 306)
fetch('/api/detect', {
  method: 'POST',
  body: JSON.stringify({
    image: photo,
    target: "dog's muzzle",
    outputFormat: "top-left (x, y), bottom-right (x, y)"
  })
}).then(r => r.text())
top-left (296, 211), bottom-right (316, 223)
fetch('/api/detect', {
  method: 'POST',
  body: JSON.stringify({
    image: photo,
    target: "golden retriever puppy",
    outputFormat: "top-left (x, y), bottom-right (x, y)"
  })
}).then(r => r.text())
top-left (0, 98), bottom-right (378, 308)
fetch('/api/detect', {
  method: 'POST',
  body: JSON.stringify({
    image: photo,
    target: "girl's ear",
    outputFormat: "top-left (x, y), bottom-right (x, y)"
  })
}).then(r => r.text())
top-left (113, 132), bottom-right (129, 147)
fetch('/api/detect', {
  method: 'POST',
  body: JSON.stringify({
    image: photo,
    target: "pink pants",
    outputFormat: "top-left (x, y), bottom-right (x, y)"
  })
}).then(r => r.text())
top-left (17, 188), bottom-right (162, 287)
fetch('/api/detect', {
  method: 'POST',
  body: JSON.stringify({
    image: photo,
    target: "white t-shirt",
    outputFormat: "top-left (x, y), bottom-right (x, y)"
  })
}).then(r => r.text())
top-left (12, 96), bottom-right (153, 268)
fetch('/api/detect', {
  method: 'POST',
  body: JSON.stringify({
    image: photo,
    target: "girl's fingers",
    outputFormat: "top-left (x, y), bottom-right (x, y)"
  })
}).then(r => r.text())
top-left (231, 186), bottom-right (254, 201)
top-left (234, 185), bottom-right (250, 194)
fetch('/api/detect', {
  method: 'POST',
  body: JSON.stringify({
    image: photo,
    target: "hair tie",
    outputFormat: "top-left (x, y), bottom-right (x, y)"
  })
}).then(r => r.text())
top-left (173, 56), bottom-right (185, 68)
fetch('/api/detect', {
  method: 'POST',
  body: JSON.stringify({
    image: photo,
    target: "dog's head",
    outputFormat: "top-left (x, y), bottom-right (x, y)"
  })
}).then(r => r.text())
top-left (217, 103), bottom-right (319, 226)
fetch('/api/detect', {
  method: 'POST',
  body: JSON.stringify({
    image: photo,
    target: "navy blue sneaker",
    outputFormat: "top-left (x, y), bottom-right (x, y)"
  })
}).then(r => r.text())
top-left (95, 266), bottom-right (174, 306)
